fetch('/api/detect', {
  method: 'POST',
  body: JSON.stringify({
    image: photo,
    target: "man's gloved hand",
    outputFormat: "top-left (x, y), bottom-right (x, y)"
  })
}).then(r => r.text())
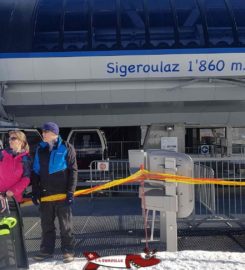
top-left (65, 191), bottom-right (74, 205)
top-left (31, 192), bottom-right (40, 206)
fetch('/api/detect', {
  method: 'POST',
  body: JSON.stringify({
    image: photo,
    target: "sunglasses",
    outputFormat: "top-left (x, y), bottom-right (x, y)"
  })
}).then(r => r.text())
top-left (9, 137), bottom-right (18, 141)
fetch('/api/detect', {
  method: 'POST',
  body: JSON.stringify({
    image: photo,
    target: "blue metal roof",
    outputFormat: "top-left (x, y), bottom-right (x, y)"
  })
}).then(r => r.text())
top-left (0, 0), bottom-right (245, 53)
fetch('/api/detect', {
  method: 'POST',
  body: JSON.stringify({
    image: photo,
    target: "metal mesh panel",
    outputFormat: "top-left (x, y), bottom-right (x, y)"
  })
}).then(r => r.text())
top-left (22, 197), bottom-right (245, 260)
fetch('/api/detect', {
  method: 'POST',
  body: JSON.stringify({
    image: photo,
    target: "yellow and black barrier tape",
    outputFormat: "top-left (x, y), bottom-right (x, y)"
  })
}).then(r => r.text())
top-left (21, 169), bottom-right (245, 206)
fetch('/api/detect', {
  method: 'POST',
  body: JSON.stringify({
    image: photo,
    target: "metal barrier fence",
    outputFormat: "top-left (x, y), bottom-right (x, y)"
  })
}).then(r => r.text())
top-left (192, 158), bottom-right (245, 224)
top-left (89, 160), bottom-right (138, 195)
top-left (89, 159), bottom-right (245, 225)
top-left (194, 164), bottom-right (216, 217)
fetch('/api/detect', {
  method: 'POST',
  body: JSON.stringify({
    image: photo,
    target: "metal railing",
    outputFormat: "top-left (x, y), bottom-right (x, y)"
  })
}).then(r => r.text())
top-left (192, 158), bottom-right (245, 224)
top-left (88, 158), bottom-right (245, 226)
top-left (186, 145), bottom-right (245, 157)
top-left (231, 145), bottom-right (245, 155)
top-left (194, 164), bottom-right (216, 216)
top-left (89, 160), bottom-right (137, 195)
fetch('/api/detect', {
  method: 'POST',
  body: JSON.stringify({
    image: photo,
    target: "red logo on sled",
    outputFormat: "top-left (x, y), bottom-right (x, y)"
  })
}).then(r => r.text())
top-left (83, 248), bottom-right (161, 269)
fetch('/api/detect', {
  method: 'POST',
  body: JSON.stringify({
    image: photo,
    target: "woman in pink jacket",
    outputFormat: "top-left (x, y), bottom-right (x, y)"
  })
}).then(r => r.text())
top-left (0, 130), bottom-right (31, 202)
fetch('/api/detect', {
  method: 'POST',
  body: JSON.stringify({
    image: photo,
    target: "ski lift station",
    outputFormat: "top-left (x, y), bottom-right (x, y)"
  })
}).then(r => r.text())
top-left (0, 0), bottom-right (245, 159)
top-left (0, 1), bottom-right (245, 268)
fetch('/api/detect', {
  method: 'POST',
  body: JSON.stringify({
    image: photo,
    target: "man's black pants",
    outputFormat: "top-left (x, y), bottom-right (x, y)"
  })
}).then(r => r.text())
top-left (39, 201), bottom-right (75, 254)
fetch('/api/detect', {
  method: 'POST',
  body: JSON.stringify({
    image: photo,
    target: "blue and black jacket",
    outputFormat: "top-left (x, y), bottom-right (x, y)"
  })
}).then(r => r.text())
top-left (32, 136), bottom-right (78, 196)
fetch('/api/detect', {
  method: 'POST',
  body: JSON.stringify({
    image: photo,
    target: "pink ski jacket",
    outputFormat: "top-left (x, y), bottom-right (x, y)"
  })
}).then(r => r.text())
top-left (0, 149), bottom-right (31, 202)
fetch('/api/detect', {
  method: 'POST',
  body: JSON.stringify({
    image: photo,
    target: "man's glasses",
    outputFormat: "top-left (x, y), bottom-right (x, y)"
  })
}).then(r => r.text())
top-left (9, 137), bottom-right (18, 141)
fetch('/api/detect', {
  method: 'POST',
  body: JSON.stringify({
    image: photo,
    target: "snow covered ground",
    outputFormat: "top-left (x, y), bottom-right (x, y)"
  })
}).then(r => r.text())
top-left (29, 250), bottom-right (245, 270)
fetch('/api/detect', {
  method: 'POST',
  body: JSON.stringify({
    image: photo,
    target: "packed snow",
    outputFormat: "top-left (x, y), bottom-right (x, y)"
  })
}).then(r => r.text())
top-left (29, 250), bottom-right (245, 270)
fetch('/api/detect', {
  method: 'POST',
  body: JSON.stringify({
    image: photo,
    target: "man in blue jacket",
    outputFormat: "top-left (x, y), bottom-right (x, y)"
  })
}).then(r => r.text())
top-left (31, 122), bottom-right (78, 263)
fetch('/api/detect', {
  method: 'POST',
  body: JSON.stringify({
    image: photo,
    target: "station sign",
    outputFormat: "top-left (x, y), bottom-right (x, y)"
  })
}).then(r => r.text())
top-left (161, 137), bottom-right (178, 152)
top-left (1, 49), bottom-right (245, 81)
